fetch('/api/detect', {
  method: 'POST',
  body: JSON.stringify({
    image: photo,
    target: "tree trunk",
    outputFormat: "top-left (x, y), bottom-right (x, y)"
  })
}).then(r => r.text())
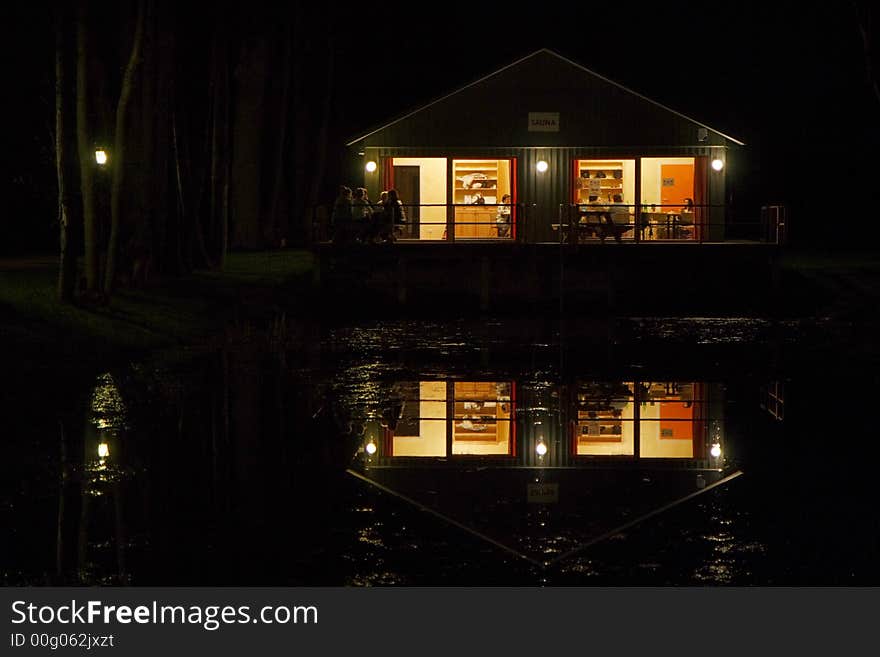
top-left (104, 0), bottom-right (146, 294)
top-left (854, 3), bottom-right (880, 110)
top-left (230, 37), bottom-right (269, 249)
top-left (76, 1), bottom-right (99, 293)
top-left (308, 33), bottom-right (335, 210)
top-left (56, 6), bottom-right (79, 302)
top-left (264, 25), bottom-right (292, 246)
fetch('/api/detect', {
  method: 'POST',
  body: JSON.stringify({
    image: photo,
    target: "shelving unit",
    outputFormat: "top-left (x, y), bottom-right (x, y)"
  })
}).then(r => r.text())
top-left (577, 160), bottom-right (625, 204)
top-left (452, 159), bottom-right (509, 238)
top-left (452, 382), bottom-right (510, 443)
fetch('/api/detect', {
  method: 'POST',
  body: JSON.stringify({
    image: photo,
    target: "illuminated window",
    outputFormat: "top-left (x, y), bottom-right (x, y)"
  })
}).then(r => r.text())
top-left (638, 382), bottom-right (703, 458)
top-left (573, 382), bottom-right (635, 456)
top-left (452, 160), bottom-right (513, 239)
top-left (452, 382), bottom-right (514, 456)
top-left (639, 157), bottom-right (697, 241)
top-left (387, 381), bottom-right (515, 457)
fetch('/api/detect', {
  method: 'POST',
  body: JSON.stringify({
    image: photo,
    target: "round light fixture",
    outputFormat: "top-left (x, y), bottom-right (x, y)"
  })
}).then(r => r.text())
top-left (536, 441), bottom-right (548, 457)
top-left (536, 160), bottom-right (549, 173)
top-left (365, 160), bottom-right (377, 173)
top-left (711, 158), bottom-right (724, 172)
top-left (710, 443), bottom-right (722, 458)
top-left (365, 441), bottom-right (377, 455)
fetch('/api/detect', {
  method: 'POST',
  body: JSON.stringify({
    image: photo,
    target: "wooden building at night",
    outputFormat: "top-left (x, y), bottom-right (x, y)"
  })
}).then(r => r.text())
top-left (345, 48), bottom-right (744, 244)
top-left (317, 49), bottom-right (784, 313)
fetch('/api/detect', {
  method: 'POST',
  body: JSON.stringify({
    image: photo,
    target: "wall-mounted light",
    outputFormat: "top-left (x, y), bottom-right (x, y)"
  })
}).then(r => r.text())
top-left (365, 160), bottom-right (377, 173)
top-left (365, 440), bottom-right (377, 455)
top-left (711, 158), bottom-right (724, 172)
top-left (98, 442), bottom-right (110, 459)
top-left (95, 148), bottom-right (108, 166)
top-left (710, 443), bottom-right (722, 458)
top-left (536, 160), bottom-right (549, 173)
top-left (536, 437), bottom-right (548, 457)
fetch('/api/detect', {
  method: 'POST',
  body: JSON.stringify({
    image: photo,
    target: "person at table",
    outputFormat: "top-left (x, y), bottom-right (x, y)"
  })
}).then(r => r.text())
top-left (496, 193), bottom-right (511, 237)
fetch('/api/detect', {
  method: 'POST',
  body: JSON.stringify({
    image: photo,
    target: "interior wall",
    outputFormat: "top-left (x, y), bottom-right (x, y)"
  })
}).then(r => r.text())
top-left (640, 157), bottom-right (695, 207)
top-left (638, 402), bottom-right (695, 458)
top-left (392, 157), bottom-right (447, 240)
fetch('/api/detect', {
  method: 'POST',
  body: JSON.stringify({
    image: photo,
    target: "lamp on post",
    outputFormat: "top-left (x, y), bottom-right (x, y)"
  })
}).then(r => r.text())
top-left (94, 146), bottom-right (108, 166)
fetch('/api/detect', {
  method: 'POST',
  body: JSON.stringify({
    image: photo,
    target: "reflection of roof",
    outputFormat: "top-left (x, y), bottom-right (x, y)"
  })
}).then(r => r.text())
top-left (352, 466), bottom-right (741, 568)
top-left (347, 48), bottom-right (744, 147)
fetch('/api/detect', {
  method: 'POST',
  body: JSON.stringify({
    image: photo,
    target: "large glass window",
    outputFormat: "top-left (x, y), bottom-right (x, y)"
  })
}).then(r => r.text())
top-left (573, 382), bottom-right (636, 456)
top-left (453, 159), bottom-right (513, 239)
top-left (387, 381), bottom-right (515, 457)
top-left (640, 157), bottom-right (697, 240)
top-left (573, 159), bottom-right (636, 242)
top-left (638, 382), bottom-right (704, 458)
top-left (390, 381), bottom-right (447, 456)
top-left (390, 157), bottom-right (448, 240)
top-left (452, 382), bottom-right (513, 455)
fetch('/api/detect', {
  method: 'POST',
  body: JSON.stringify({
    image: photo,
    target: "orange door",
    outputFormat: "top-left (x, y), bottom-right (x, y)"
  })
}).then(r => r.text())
top-left (660, 164), bottom-right (694, 210)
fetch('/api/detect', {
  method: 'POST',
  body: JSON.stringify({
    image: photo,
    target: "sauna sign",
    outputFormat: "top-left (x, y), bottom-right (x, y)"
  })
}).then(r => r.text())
top-left (527, 482), bottom-right (559, 504)
top-left (528, 112), bottom-right (559, 132)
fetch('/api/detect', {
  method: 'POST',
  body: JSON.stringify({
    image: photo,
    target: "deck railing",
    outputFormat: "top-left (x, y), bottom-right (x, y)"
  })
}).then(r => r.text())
top-left (312, 202), bottom-right (786, 246)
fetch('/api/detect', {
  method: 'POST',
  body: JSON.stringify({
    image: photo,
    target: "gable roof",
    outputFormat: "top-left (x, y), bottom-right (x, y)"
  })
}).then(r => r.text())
top-left (347, 48), bottom-right (744, 147)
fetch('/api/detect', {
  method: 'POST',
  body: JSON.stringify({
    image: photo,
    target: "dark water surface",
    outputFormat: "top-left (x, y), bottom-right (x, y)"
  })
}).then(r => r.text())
top-left (2, 316), bottom-right (878, 585)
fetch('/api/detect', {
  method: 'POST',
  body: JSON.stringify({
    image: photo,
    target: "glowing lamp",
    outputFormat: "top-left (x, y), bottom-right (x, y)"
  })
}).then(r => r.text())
top-left (536, 440), bottom-right (548, 457)
top-left (98, 442), bottom-right (110, 458)
top-left (711, 158), bottom-right (724, 172)
top-left (95, 149), bottom-right (108, 166)
top-left (710, 443), bottom-right (722, 458)
top-left (365, 161), bottom-right (377, 173)
top-left (536, 160), bottom-right (549, 173)
top-left (365, 441), bottom-right (377, 455)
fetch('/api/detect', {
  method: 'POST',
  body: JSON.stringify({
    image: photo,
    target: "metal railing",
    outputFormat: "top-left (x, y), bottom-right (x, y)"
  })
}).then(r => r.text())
top-left (315, 203), bottom-right (526, 245)
top-left (312, 202), bottom-right (786, 246)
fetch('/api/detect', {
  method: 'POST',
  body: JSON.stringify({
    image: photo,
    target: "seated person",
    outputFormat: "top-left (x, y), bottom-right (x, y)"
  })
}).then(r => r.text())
top-left (496, 193), bottom-right (511, 237)
top-left (610, 194), bottom-right (630, 226)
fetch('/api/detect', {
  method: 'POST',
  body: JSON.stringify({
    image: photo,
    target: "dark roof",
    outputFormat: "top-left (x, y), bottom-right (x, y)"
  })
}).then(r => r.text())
top-left (347, 48), bottom-right (744, 147)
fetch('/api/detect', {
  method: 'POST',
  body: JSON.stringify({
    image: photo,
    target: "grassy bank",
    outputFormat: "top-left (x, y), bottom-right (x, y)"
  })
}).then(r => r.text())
top-left (0, 250), bottom-right (315, 364)
top-left (779, 248), bottom-right (880, 319)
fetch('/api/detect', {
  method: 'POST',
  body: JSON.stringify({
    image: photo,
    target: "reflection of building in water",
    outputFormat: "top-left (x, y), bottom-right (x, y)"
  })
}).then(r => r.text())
top-left (366, 380), bottom-right (723, 468)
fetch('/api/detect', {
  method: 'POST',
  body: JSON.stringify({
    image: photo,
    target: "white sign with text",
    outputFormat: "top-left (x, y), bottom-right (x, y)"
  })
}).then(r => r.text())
top-left (528, 112), bottom-right (560, 132)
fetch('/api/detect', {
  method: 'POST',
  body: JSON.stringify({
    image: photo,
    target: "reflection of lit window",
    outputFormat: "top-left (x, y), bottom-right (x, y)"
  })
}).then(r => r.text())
top-left (386, 381), bottom-right (515, 457)
top-left (574, 382), bottom-right (635, 456)
top-left (452, 382), bottom-right (513, 455)
top-left (639, 382), bottom-right (702, 459)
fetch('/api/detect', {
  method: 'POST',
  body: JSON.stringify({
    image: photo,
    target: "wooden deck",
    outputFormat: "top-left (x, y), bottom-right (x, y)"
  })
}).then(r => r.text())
top-left (312, 241), bottom-right (782, 315)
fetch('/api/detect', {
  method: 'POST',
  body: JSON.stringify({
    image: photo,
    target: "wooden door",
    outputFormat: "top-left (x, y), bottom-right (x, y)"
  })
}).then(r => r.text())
top-left (659, 163), bottom-right (694, 210)
top-left (393, 165), bottom-right (420, 238)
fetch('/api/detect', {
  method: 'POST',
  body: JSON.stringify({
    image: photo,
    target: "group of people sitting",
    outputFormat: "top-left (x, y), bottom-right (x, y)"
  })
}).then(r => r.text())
top-left (331, 186), bottom-right (407, 245)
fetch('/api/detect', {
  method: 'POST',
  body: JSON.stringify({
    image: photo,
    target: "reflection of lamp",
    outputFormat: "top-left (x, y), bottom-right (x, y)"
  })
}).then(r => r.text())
top-left (536, 437), bottom-right (548, 457)
top-left (98, 442), bottom-right (110, 458)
